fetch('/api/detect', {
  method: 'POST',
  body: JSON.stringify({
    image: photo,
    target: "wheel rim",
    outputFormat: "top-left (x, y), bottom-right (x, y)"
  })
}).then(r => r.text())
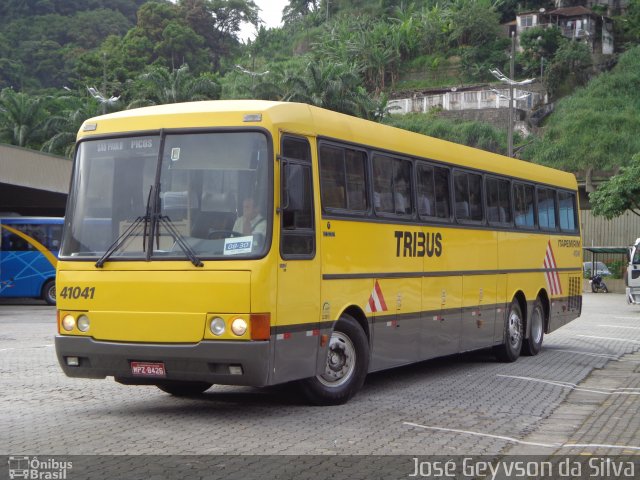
top-left (508, 308), bottom-right (522, 349)
top-left (317, 331), bottom-right (356, 388)
top-left (530, 306), bottom-right (543, 344)
top-left (47, 284), bottom-right (56, 303)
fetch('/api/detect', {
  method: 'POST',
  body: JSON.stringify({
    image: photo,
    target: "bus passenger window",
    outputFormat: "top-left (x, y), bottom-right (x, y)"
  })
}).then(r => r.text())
top-left (373, 155), bottom-right (394, 213)
top-left (454, 171), bottom-right (483, 222)
top-left (345, 149), bottom-right (367, 211)
top-left (514, 183), bottom-right (536, 228)
top-left (537, 188), bottom-right (557, 230)
top-left (319, 145), bottom-right (367, 212)
top-left (558, 191), bottom-right (577, 232)
top-left (434, 167), bottom-right (451, 219)
top-left (486, 177), bottom-right (511, 224)
top-left (417, 164), bottom-right (435, 217)
top-left (320, 145), bottom-right (346, 209)
top-left (373, 154), bottom-right (412, 216)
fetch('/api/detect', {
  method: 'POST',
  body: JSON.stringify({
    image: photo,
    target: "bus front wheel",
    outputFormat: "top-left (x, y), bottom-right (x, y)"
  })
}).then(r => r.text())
top-left (299, 314), bottom-right (369, 406)
top-left (42, 279), bottom-right (56, 305)
top-left (156, 381), bottom-right (212, 396)
top-left (493, 299), bottom-right (523, 363)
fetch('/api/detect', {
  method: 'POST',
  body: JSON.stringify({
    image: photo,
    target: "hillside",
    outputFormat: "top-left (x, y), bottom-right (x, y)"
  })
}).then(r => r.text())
top-left (0, 0), bottom-right (639, 169)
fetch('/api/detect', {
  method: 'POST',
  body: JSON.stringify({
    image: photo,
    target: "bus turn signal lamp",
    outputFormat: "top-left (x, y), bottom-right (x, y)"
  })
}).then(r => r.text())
top-left (250, 313), bottom-right (270, 340)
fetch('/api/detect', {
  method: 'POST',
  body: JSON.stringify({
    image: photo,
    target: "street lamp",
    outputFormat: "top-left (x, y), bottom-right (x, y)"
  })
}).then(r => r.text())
top-left (489, 31), bottom-right (535, 157)
top-left (235, 64), bottom-right (270, 92)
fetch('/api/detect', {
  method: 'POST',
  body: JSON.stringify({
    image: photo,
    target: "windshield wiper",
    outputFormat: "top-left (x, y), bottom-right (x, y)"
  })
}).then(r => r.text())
top-left (95, 186), bottom-right (154, 268)
top-left (156, 215), bottom-right (204, 267)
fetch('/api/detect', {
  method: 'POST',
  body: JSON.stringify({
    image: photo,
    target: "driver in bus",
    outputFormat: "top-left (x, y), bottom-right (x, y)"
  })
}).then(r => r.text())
top-left (233, 197), bottom-right (267, 236)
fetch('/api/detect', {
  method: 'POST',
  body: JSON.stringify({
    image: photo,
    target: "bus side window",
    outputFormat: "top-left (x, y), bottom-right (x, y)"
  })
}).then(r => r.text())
top-left (454, 171), bottom-right (483, 222)
top-left (486, 177), bottom-right (511, 225)
top-left (417, 164), bottom-right (436, 217)
top-left (434, 167), bottom-right (451, 219)
top-left (558, 191), bottom-right (577, 232)
top-left (537, 187), bottom-right (557, 230)
top-left (344, 149), bottom-right (367, 211)
top-left (281, 137), bottom-right (315, 258)
top-left (514, 183), bottom-right (536, 228)
top-left (373, 154), bottom-right (412, 216)
top-left (320, 145), bottom-right (346, 210)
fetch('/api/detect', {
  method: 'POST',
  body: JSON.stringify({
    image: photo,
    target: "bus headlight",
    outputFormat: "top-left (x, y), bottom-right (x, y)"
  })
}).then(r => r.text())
top-left (231, 318), bottom-right (248, 336)
top-left (210, 317), bottom-right (225, 336)
top-left (77, 315), bottom-right (90, 332)
top-left (62, 315), bottom-right (76, 331)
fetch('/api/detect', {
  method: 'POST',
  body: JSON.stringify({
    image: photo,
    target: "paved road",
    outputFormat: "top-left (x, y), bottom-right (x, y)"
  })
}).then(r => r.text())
top-left (0, 294), bottom-right (639, 477)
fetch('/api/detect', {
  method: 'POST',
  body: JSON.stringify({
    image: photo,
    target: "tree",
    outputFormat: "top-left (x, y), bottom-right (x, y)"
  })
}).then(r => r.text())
top-left (42, 94), bottom-right (102, 158)
top-left (544, 39), bottom-right (592, 98)
top-left (0, 88), bottom-right (49, 148)
top-left (155, 20), bottom-right (209, 72)
top-left (590, 153), bottom-right (640, 219)
top-left (135, 64), bottom-right (220, 106)
top-left (283, 0), bottom-right (319, 25)
top-left (518, 25), bottom-right (563, 78)
top-left (284, 60), bottom-right (375, 118)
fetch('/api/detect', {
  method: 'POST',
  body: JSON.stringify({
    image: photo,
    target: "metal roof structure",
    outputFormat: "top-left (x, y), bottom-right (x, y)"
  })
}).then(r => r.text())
top-left (0, 144), bottom-right (70, 216)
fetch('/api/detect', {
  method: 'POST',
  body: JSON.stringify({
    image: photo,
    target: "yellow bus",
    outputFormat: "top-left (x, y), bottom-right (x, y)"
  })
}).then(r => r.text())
top-left (55, 100), bottom-right (582, 405)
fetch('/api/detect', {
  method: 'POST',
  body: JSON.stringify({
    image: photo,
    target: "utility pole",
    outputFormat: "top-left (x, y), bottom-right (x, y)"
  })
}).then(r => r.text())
top-left (508, 32), bottom-right (515, 158)
top-left (489, 31), bottom-right (535, 157)
top-left (102, 52), bottom-right (107, 114)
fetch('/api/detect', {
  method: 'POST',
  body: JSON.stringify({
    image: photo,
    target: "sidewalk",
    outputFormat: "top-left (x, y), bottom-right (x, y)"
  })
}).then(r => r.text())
top-left (505, 338), bottom-right (640, 456)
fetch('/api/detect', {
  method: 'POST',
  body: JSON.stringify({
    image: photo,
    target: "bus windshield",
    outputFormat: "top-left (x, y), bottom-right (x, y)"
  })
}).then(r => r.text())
top-left (61, 131), bottom-right (271, 261)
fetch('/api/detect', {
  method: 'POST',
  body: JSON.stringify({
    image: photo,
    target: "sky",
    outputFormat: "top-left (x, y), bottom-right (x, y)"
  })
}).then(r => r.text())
top-left (239, 0), bottom-right (289, 42)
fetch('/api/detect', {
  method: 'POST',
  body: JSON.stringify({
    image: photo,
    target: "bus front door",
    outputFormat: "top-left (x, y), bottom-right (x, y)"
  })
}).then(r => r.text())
top-left (273, 135), bottom-right (321, 384)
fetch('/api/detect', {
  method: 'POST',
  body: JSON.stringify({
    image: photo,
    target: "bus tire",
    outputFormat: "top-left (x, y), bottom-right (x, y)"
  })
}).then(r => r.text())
top-left (156, 381), bottom-right (212, 396)
top-left (42, 279), bottom-right (56, 305)
top-left (522, 298), bottom-right (544, 356)
top-left (493, 299), bottom-right (523, 363)
top-left (299, 314), bottom-right (369, 406)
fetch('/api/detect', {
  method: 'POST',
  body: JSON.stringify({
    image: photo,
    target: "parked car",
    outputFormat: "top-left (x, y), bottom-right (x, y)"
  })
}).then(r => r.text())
top-left (583, 261), bottom-right (612, 277)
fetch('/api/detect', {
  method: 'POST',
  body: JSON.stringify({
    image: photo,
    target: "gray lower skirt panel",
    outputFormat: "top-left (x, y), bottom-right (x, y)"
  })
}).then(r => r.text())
top-left (55, 335), bottom-right (272, 387)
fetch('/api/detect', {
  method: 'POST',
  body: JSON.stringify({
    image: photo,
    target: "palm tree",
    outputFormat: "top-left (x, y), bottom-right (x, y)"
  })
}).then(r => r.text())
top-left (135, 64), bottom-right (220, 106)
top-left (42, 95), bottom-right (102, 158)
top-left (0, 88), bottom-right (49, 148)
top-left (284, 61), bottom-right (375, 118)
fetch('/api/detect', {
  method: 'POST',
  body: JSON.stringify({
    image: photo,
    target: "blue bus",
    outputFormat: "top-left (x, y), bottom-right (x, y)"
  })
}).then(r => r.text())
top-left (0, 217), bottom-right (63, 305)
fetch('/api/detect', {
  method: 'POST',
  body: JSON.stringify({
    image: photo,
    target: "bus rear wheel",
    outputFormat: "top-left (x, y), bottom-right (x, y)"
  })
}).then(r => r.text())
top-left (493, 299), bottom-right (523, 363)
top-left (299, 314), bottom-right (369, 406)
top-left (522, 298), bottom-right (545, 356)
top-left (156, 381), bottom-right (212, 396)
top-left (42, 279), bottom-right (56, 305)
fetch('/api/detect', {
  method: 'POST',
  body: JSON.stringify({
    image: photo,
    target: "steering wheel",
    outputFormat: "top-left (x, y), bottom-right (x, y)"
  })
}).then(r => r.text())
top-left (207, 230), bottom-right (243, 240)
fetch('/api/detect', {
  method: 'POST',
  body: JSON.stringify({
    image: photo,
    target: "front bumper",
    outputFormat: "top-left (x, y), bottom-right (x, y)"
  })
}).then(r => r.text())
top-left (627, 287), bottom-right (640, 305)
top-left (55, 335), bottom-right (272, 386)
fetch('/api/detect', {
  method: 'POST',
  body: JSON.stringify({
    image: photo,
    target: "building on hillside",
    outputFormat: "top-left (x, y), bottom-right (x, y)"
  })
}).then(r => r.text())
top-left (555, 0), bottom-right (629, 16)
top-left (516, 6), bottom-right (615, 55)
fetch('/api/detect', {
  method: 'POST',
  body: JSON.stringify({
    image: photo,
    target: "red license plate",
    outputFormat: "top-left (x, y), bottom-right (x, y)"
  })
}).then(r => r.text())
top-left (131, 361), bottom-right (166, 377)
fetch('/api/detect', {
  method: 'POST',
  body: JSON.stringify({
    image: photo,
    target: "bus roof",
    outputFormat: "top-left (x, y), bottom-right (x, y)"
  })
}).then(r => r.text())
top-left (0, 216), bottom-right (64, 224)
top-left (78, 100), bottom-right (577, 190)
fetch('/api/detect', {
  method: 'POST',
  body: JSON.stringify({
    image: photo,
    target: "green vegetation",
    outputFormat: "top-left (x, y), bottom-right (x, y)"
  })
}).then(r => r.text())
top-left (589, 153), bottom-right (640, 219)
top-left (0, 0), bottom-right (639, 179)
top-left (522, 46), bottom-right (640, 172)
top-left (384, 113), bottom-right (509, 154)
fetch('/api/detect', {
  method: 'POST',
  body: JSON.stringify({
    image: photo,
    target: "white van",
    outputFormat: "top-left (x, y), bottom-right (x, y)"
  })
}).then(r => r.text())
top-left (626, 238), bottom-right (640, 304)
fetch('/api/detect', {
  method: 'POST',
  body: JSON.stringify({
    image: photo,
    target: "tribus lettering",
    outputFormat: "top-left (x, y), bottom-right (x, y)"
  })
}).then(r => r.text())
top-left (394, 231), bottom-right (443, 258)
